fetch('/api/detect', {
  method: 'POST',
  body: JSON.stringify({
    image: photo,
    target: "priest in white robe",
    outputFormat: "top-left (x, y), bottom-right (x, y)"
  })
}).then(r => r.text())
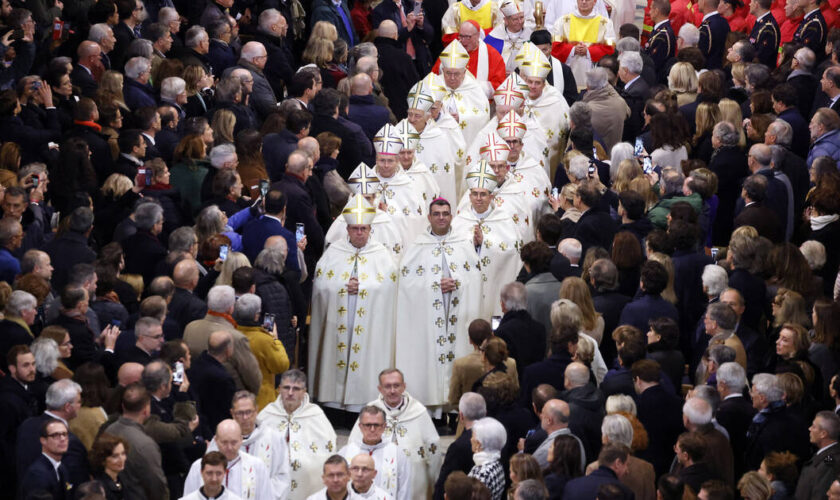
top-left (325, 165), bottom-right (404, 259)
top-left (464, 73), bottom-right (549, 171)
top-left (438, 40), bottom-right (491, 151)
top-left (373, 124), bottom-right (427, 245)
top-left (550, 0), bottom-right (616, 88)
top-left (184, 421), bottom-right (271, 500)
top-left (530, 29), bottom-right (579, 106)
top-left (178, 451), bottom-right (243, 500)
top-left (544, 0), bottom-right (610, 34)
top-left (308, 195), bottom-right (399, 410)
top-left (257, 370), bottom-right (338, 500)
top-left (339, 406), bottom-right (411, 500)
top-left (306, 455), bottom-right (351, 500)
top-left (485, 0), bottom-right (533, 74)
top-left (517, 42), bottom-right (570, 174)
top-left (406, 74), bottom-right (465, 202)
top-left (453, 158), bottom-right (523, 318)
top-left (348, 454), bottom-right (394, 500)
top-left (394, 119), bottom-right (440, 205)
top-left (349, 370), bottom-right (442, 500)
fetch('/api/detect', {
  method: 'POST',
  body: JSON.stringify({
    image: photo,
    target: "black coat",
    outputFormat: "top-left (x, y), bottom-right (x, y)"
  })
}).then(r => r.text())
top-left (592, 290), bottom-right (631, 365)
top-left (190, 352), bottom-right (236, 431)
top-left (18, 453), bottom-right (72, 500)
top-left (70, 64), bottom-right (97, 98)
top-left (744, 402), bottom-right (810, 471)
top-left (272, 174), bottom-right (325, 271)
top-left (636, 384), bottom-right (684, 477)
top-left (52, 313), bottom-right (117, 374)
top-left (519, 350), bottom-right (573, 409)
top-left (600, 368), bottom-right (635, 398)
top-left (142, 186), bottom-right (192, 237)
top-left (0, 375), bottom-right (38, 492)
top-left (122, 230), bottom-right (167, 287)
top-left (778, 108), bottom-right (811, 159)
top-left (562, 466), bottom-right (634, 500)
top-left (709, 146), bottom-right (749, 245)
top-left (621, 78), bottom-right (651, 142)
top-left (309, 113), bottom-right (364, 179)
top-left (45, 232), bottom-right (96, 292)
top-left (495, 309), bottom-right (546, 380)
top-left (253, 31), bottom-right (296, 99)
top-left (809, 220), bottom-right (840, 298)
top-left (17, 413), bottom-right (89, 489)
top-left (433, 429), bottom-right (473, 500)
top-left (347, 94), bottom-right (391, 140)
top-left (0, 320), bottom-right (33, 365)
top-left (262, 130), bottom-right (300, 181)
top-left (728, 268), bottom-right (768, 334)
top-left (734, 202), bottom-right (783, 243)
top-left (648, 343), bottom-right (685, 391)
top-left (574, 208), bottom-right (616, 259)
top-left (678, 462), bottom-right (719, 495)
top-left (63, 124), bottom-right (115, 185)
top-left (560, 384), bottom-right (605, 464)
top-left (168, 288), bottom-right (208, 334)
top-left (253, 269), bottom-right (295, 354)
top-left (672, 249), bottom-right (714, 346)
top-left (373, 36), bottom-right (419, 120)
top-left (716, 395), bottom-right (756, 478)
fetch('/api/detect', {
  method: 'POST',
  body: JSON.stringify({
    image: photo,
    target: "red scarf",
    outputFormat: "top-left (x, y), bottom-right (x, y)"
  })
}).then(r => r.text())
top-left (147, 182), bottom-right (172, 190)
top-left (74, 120), bottom-right (102, 132)
top-left (207, 310), bottom-right (238, 328)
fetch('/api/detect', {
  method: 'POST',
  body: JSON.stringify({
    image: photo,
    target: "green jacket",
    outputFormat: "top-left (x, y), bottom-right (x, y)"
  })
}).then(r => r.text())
top-left (169, 159), bottom-right (210, 216)
top-left (647, 192), bottom-right (703, 229)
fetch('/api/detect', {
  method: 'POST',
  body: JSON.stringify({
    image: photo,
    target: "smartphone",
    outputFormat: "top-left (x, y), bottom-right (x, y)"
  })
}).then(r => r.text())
top-left (642, 156), bottom-right (653, 174)
top-left (31, 81), bottom-right (41, 90)
top-left (51, 21), bottom-right (63, 41)
top-left (110, 319), bottom-right (121, 328)
top-left (711, 247), bottom-right (719, 260)
top-left (31, 174), bottom-right (38, 188)
top-left (173, 361), bottom-right (184, 384)
top-left (551, 187), bottom-right (559, 199)
top-left (262, 313), bottom-right (275, 332)
top-left (219, 244), bottom-right (229, 261)
top-left (296, 223), bottom-right (305, 242)
top-left (413, 1), bottom-right (422, 15)
top-left (137, 168), bottom-right (148, 186)
top-left (588, 164), bottom-right (596, 177)
top-left (491, 315), bottom-right (501, 330)
top-left (259, 179), bottom-right (269, 198)
top-left (634, 136), bottom-right (644, 157)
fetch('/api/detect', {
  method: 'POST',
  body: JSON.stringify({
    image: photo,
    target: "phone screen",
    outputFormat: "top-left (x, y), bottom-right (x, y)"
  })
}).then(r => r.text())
top-left (634, 137), bottom-right (644, 157)
top-left (263, 313), bottom-right (275, 332)
top-left (296, 223), bottom-right (305, 242)
top-left (173, 361), bottom-right (184, 384)
top-left (491, 315), bottom-right (501, 330)
top-left (259, 179), bottom-right (269, 198)
top-left (643, 156), bottom-right (653, 174)
top-left (551, 187), bottom-right (559, 199)
top-left (219, 244), bottom-right (229, 261)
top-left (413, 1), bottom-right (421, 14)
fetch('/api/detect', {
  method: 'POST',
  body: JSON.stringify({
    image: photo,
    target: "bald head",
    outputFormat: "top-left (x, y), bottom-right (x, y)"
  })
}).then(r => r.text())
top-left (216, 419), bottom-right (241, 439)
top-left (542, 399), bottom-right (571, 432)
top-left (350, 73), bottom-right (373, 96)
top-left (355, 56), bottom-right (378, 77)
top-left (564, 362), bottom-right (590, 389)
top-left (208, 330), bottom-right (233, 358)
top-left (173, 259), bottom-right (199, 289)
top-left (298, 137), bottom-right (320, 162)
top-left (118, 362), bottom-right (145, 386)
top-left (264, 235), bottom-right (289, 255)
top-left (378, 20), bottom-right (398, 39)
top-left (351, 453), bottom-right (375, 469)
top-left (77, 41), bottom-right (102, 60)
top-left (286, 151), bottom-right (309, 175)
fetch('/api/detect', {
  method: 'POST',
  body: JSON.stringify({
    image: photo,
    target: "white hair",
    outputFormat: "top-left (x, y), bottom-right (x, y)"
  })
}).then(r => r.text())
top-left (601, 414), bottom-right (633, 447)
top-left (258, 8), bottom-right (283, 32)
top-left (568, 155), bottom-right (590, 181)
top-left (124, 57), bottom-right (151, 80)
top-left (717, 362), bottom-right (747, 392)
top-left (459, 392), bottom-right (487, 421)
top-left (752, 373), bottom-right (783, 402)
top-left (45, 378), bottom-right (82, 410)
top-left (558, 238), bottom-right (582, 261)
top-left (158, 7), bottom-right (179, 24)
top-left (500, 282), bottom-right (527, 311)
top-left (241, 42), bottom-right (267, 62)
top-left (185, 26), bottom-right (208, 48)
top-left (618, 51), bottom-right (644, 75)
top-left (682, 397), bottom-right (713, 425)
top-left (160, 76), bottom-right (186, 100)
top-left (794, 47), bottom-right (816, 71)
top-left (606, 394), bottom-right (637, 415)
top-left (678, 24), bottom-right (700, 46)
top-left (800, 240), bottom-right (827, 270)
top-left (615, 36), bottom-right (641, 54)
top-left (471, 417), bottom-right (507, 453)
top-left (768, 119), bottom-right (793, 147)
top-left (6, 290), bottom-right (36, 316)
top-left (207, 285), bottom-right (236, 312)
top-left (209, 144), bottom-right (237, 168)
top-left (31, 337), bottom-right (59, 377)
top-left (233, 293), bottom-right (262, 323)
top-left (609, 142), bottom-right (635, 180)
top-left (88, 23), bottom-right (113, 44)
top-left (586, 67), bottom-right (609, 90)
top-left (701, 264), bottom-right (728, 297)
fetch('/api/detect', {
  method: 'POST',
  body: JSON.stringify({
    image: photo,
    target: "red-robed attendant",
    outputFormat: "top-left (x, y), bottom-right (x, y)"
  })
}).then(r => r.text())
top-left (551, 0), bottom-right (616, 87)
top-left (433, 20), bottom-right (507, 97)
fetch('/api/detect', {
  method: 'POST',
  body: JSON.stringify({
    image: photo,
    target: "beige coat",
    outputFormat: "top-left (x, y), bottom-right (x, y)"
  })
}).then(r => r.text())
top-left (581, 85), bottom-right (630, 153)
top-left (184, 314), bottom-right (262, 394)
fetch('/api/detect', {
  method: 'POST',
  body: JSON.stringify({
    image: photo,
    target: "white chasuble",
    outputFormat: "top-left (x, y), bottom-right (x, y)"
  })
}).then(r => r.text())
top-left (523, 85), bottom-right (569, 172)
top-left (349, 394), bottom-right (442, 500)
top-left (376, 169), bottom-right (427, 246)
top-left (308, 239), bottom-right (399, 407)
top-left (510, 152), bottom-right (553, 228)
top-left (486, 25), bottom-right (534, 73)
top-left (452, 206), bottom-right (523, 318)
top-left (256, 395), bottom-right (337, 500)
top-left (463, 116), bottom-right (549, 174)
top-left (394, 229), bottom-right (482, 408)
top-left (419, 116), bottom-right (465, 202)
top-left (457, 173), bottom-right (534, 241)
top-left (324, 210), bottom-right (404, 260)
top-left (348, 484), bottom-right (393, 500)
top-left (179, 488), bottom-right (243, 500)
top-left (339, 440), bottom-right (411, 500)
top-left (442, 73), bottom-right (491, 157)
top-left (184, 452), bottom-right (270, 500)
top-left (404, 159), bottom-right (440, 207)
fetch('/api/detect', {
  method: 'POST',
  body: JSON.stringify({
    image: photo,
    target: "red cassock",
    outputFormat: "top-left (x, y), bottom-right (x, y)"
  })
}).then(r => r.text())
top-left (432, 42), bottom-right (507, 91)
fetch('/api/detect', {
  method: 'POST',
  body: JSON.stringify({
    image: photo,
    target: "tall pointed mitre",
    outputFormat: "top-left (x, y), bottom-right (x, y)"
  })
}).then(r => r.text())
top-left (479, 132), bottom-right (511, 162)
top-left (465, 159), bottom-right (500, 191)
top-left (440, 40), bottom-right (470, 70)
top-left (373, 124), bottom-right (404, 156)
top-left (516, 42), bottom-right (551, 79)
top-left (499, 0), bottom-right (523, 17)
top-left (342, 193), bottom-right (377, 225)
top-left (420, 72), bottom-right (447, 102)
top-left (493, 73), bottom-right (528, 108)
top-left (496, 110), bottom-right (527, 140)
top-left (407, 81), bottom-right (436, 112)
top-left (395, 119), bottom-right (420, 150)
top-left (347, 163), bottom-right (380, 194)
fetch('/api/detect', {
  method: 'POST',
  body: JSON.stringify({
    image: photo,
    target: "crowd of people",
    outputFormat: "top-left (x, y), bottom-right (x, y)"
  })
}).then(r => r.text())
top-left (1, 0), bottom-right (840, 498)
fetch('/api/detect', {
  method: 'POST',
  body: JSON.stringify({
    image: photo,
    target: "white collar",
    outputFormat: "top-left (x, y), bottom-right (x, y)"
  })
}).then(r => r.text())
top-left (654, 19), bottom-right (669, 29)
top-left (756, 11), bottom-right (771, 21)
top-left (805, 8), bottom-right (820, 18)
top-left (625, 75), bottom-right (641, 89)
top-left (702, 11), bottom-right (719, 21)
top-left (818, 442), bottom-right (838, 455)
top-left (263, 214), bottom-right (284, 224)
top-left (142, 132), bottom-right (155, 145)
top-left (471, 206), bottom-right (493, 219)
top-left (724, 393), bottom-right (743, 400)
top-left (43, 452), bottom-right (61, 474)
top-left (44, 411), bottom-right (68, 427)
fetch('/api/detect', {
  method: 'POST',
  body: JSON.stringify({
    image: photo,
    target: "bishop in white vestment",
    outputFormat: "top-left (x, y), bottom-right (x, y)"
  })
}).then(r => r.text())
top-left (309, 195), bottom-right (399, 409)
top-left (339, 407), bottom-right (411, 500)
top-left (394, 119), bottom-right (440, 205)
top-left (349, 371), bottom-right (442, 500)
top-left (257, 373), bottom-right (338, 500)
top-left (485, 0), bottom-right (533, 73)
top-left (439, 40), bottom-right (491, 151)
top-left (184, 421), bottom-right (272, 500)
top-left (325, 165), bottom-right (404, 259)
top-left (348, 454), bottom-right (394, 500)
top-left (453, 157), bottom-right (523, 318)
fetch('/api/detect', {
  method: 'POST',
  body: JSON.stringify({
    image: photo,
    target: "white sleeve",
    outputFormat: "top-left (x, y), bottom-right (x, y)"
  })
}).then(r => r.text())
top-left (272, 432), bottom-right (291, 500)
top-left (397, 452), bottom-right (413, 500)
top-left (256, 461), bottom-right (273, 500)
top-left (183, 459), bottom-right (203, 496)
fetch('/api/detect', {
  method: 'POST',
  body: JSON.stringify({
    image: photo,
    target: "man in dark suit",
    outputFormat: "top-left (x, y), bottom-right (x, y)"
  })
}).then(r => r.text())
top-left (749, 0), bottom-right (780, 69)
top-left (373, 20), bottom-right (421, 120)
top-left (495, 282), bottom-right (547, 380)
top-left (0, 345), bottom-right (39, 493)
top-left (589, 259), bottom-right (630, 364)
top-left (772, 84), bottom-right (811, 159)
top-left (794, 0), bottom-right (827, 62)
top-left (618, 260), bottom-right (679, 334)
top-left (765, 123), bottom-right (810, 237)
top-left (45, 208), bottom-right (97, 293)
top-left (670, 220), bottom-right (713, 346)
top-left (632, 359), bottom-right (684, 477)
top-left (169, 259), bottom-right (208, 333)
top-left (734, 174), bottom-right (784, 243)
top-left (645, 0), bottom-right (677, 83)
top-left (19, 419), bottom-right (72, 500)
top-left (347, 74), bottom-right (391, 141)
top-left (673, 432), bottom-right (720, 495)
top-left (70, 42), bottom-right (102, 99)
top-left (16, 380), bottom-right (88, 492)
top-left (618, 51), bottom-right (651, 142)
top-left (309, 88), bottom-right (364, 179)
top-left (786, 49), bottom-right (820, 119)
top-left (573, 178), bottom-right (616, 258)
top-left (117, 317), bottom-right (164, 366)
top-left (697, 0), bottom-right (730, 70)
top-left (709, 121), bottom-right (750, 245)
top-left (63, 99), bottom-right (115, 185)
top-left (562, 444), bottom-right (635, 500)
top-left (561, 362), bottom-right (605, 465)
top-left (519, 322), bottom-right (577, 410)
top-left (272, 151), bottom-right (325, 278)
top-left (600, 341), bottom-right (646, 398)
top-left (112, 0), bottom-right (142, 71)
top-left (715, 361), bottom-right (755, 478)
top-left (794, 411), bottom-right (840, 500)
top-left (190, 330), bottom-right (237, 431)
top-left (241, 189), bottom-right (299, 270)
top-left (432, 393), bottom-right (485, 500)
top-left (744, 373), bottom-right (810, 471)
top-left (263, 109), bottom-right (310, 181)
top-left (252, 11), bottom-right (296, 99)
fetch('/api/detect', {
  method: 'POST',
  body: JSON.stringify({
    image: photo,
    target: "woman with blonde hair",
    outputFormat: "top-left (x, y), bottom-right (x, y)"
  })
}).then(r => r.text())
top-left (560, 277), bottom-right (604, 344)
top-left (303, 37), bottom-right (337, 88)
top-left (668, 62), bottom-right (699, 106)
top-left (738, 471), bottom-right (772, 500)
top-left (612, 158), bottom-right (644, 194)
top-left (215, 252), bottom-right (251, 286)
top-left (508, 454), bottom-right (542, 500)
top-left (0, 141), bottom-right (20, 188)
top-left (693, 102), bottom-right (721, 164)
top-left (311, 21), bottom-right (338, 41)
top-left (628, 176), bottom-right (658, 210)
top-left (647, 253), bottom-right (678, 304)
top-left (211, 108), bottom-right (236, 146)
top-left (550, 299), bottom-right (607, 382)
top-left (719, 98), bottom-right (747, 148)
top-left (96, 70), bottom-right (129, 111)
top-left (183, 64), bottom-right (215, 117)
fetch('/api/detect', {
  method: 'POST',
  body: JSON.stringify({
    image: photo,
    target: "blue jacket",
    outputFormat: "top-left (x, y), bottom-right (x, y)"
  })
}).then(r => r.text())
top-left (0, 247), bottom-right (19, 285)
top-left (618, 292), bottom-right (679, 334)
top-left (311, 0), bottom-right (357, 47)
top-left (19, 453), bottom-right (71, 500)
top-left (241, 215), bottom-right (299, 271)
top-left (348, 94), bottom-right (390, 140)
top-left (123, 78), bottom-right (157, 111)
top-left (807, 129), bottom-right (840, 166)
top-left (562, 466), bottom-right (634, 500)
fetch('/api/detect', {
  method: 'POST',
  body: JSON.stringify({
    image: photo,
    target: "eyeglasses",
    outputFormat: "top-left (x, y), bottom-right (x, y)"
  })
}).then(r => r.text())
top-left (349, 466), bottom-right (375, 472)
top-left (232, 409), bottom-right (255, 418)
top-left (360, 423), bottom-right (384, 429)
top-left (46, 432), bottom-right (69, 439)
top-left (143, 333), bottom-right (164, 340)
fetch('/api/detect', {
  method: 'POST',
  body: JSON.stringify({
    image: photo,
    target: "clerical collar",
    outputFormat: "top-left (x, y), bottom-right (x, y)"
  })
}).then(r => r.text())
top-left (654, 19), bottom-right (668, 29)
top-left (472, 206), bottom-right (492, 219)
top-left (199, 486), bottom-right (226, 499)
top-left (429, 229), bottom-right (451, 240)
top-left (351, 484), bottom-right (373, 496)
top-left (702, 11), bottom-right (719, 21)
top-left (384, 396), bottom-right (406, 411)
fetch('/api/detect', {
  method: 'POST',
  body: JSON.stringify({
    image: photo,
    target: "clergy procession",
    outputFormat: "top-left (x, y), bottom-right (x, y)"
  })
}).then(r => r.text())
top-left (8, 0), bottom-right (840, 497)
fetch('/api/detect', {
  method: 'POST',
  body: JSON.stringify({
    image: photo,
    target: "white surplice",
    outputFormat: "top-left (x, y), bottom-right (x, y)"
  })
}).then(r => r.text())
top-left (339, 439), bottom-right (411, 500)
top-left (184, 452), bottom-right (271, 500)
